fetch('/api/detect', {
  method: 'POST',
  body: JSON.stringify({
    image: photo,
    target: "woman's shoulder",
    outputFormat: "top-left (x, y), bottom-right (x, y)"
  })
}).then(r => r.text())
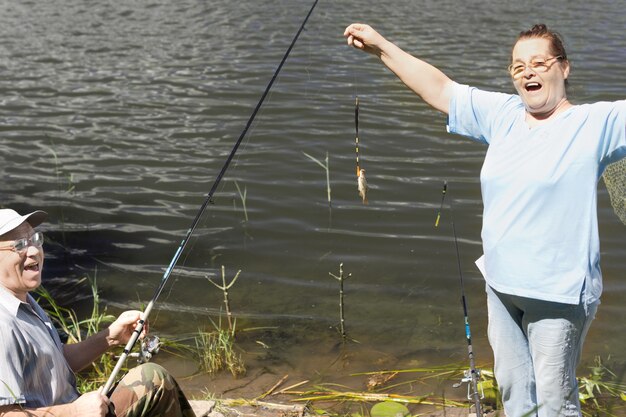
top-left (452, 82), bottom-right (523, 117)
top-left (567, 101), bottom-right (626, 148)
top-left (453, 82), bottom-right (519, 100)
top-left (572, 100), bottom-right (626, 115)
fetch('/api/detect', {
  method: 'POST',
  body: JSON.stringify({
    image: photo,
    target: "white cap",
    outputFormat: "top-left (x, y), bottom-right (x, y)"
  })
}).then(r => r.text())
top-left (0, 209), bottom-right (48, 236)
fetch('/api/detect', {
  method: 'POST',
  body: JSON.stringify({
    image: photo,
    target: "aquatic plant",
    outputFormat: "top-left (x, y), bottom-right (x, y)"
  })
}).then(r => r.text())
top-left (45, 143), bottom-right (76, 248)
top-left (233, 180), bottom-right (249, 223)
top-left (303, 151), bottom-right (332, 207)
top-left (328, 262), bottom-right (351, 340)
top-left (206, 265), bottom-right (241, 332)
top-left (320, 360), bottom-right (626, 417)
top-left (33, 273), bottom-right (625, 417)
top-left (194, 317), bottom-right (245, 377)
top-left (370, 401), bottom-right (410, 417)
top-left (36, 275), bottom-right (118, 392)
top-left (46, 144), bottom-right (76, 196)
top-left (290, 384), bottom-right (465, 407)
top-left (578, 356), bottom-right (626, 416)
top-left (196, 266), bottom-right (246, 377)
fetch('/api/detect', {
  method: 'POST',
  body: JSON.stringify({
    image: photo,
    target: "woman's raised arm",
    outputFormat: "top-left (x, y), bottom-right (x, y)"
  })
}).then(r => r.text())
top-left (344, 23), bottom-right (454, 114)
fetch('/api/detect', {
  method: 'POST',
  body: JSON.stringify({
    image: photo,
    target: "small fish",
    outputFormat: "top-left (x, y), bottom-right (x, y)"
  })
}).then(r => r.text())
top-left (357, 168), bottom-right (368, 204)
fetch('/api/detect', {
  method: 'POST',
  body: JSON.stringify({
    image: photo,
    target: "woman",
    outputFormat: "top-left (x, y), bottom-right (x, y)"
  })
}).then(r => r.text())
top-left (344, 23), bottom-right (625, 417)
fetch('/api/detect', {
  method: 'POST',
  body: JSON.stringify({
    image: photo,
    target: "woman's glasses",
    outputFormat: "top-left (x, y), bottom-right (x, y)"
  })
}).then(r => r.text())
top-left (508, 56), bottom-right (563, 79)
top-left (0, 232), bottom-right (44, 254)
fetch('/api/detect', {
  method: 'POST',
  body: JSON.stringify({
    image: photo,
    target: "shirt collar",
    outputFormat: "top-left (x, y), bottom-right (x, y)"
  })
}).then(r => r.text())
top-left (0, 284), bottom-right (23, 317)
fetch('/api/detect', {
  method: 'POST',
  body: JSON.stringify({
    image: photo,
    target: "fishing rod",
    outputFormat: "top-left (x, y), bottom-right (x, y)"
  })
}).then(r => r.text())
top-left (103, 0), bottom-right (320, 395)
top-left (434, 178), bottom-right (446, 227)
top-left (434, 181), bottom-right (483, 417)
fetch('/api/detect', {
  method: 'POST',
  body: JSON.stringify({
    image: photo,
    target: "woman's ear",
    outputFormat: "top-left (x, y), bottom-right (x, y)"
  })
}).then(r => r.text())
top-left (561, 59), bottom-right (570, 80)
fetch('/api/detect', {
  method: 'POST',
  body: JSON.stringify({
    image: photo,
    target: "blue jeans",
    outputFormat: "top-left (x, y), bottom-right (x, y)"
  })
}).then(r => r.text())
top-left (486, 285), bottom-right (597, 417)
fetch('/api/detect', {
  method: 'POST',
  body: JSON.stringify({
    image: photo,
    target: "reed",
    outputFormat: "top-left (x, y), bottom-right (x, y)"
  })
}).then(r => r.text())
top-left (303, 151), bottom-right (332, 207)
top-left (46, 143), bottom-right (76, 247)
top-left (194, 317), bottom-right (246, 377)
top-left (207, 266), bottom-right (241, 331)
top-left (46, 144), bottom-right (76, 195)
top-left (233, 180), bottom-right (249, 223)
top-left (289, 385), bottom-right (466, 408)
top-left (198, 266), bottom-right (246, 376)
top-left (329, 262), bottom-right (351, 340)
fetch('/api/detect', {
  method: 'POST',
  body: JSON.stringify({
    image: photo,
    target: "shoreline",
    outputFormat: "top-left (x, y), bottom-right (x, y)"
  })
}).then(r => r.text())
top-left (188, 399), bottom-right (501, 417)
top-left (170, 359), bottom-right (500, 417)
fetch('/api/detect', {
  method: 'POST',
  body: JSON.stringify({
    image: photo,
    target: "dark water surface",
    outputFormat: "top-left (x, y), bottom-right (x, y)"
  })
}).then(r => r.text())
top-left (1, 0), bottom-right (624, 402)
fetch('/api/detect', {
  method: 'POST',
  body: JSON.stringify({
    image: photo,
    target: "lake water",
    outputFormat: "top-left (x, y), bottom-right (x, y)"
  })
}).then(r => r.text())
top-left (1, 0), bottom-right (624, 407)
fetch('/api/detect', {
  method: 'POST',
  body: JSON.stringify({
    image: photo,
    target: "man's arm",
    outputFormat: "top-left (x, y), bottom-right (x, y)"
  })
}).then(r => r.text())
top-left (63, 310), bottom-right (146, 372)
top-left (62, 330), bottom-right (110, 372)
top-left (0, 390), bottom-right (108, 417)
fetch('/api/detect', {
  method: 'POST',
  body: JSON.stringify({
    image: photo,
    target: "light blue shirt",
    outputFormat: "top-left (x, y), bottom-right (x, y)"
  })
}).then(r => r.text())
top-left (447, 82), bottom-right (626, 304)
top-left (0, 285), bottom-right (80, 407)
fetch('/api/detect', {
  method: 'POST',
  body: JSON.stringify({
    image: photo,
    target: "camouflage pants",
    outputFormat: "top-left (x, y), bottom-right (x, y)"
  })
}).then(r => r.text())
top-left (108, 363), bottom-right (196, 417)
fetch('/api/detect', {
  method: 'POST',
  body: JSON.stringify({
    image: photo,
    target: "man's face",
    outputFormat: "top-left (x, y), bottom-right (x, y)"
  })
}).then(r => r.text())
top-left (0, 222), bottom-right (44, 301)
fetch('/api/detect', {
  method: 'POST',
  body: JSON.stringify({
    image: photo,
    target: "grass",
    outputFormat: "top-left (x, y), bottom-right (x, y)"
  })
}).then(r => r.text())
top-left (578, 356), bottom-right (626, 416)
top-left (277, 361), bottom-right (626, 417)
top-left (36, 273), bottom-right (247, 392)
top-left (200, 265), bottom-right (246, 377)
top-left (194, 317), bottom-right (246, 377)
top-left (35, 275), bottom-right (117, 392)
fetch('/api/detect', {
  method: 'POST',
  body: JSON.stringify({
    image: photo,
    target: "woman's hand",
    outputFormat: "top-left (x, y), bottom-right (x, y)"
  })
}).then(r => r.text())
top-left (344, 23), bottom-right (387, 56)
top-left (343, 22), bottom-right (453, 114)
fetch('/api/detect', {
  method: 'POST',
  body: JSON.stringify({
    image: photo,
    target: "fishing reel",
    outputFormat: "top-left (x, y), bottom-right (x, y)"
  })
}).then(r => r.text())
top-left (453, 368), bottom-right (485, 401)
top-left (125, 335), bottom-right (161, 364)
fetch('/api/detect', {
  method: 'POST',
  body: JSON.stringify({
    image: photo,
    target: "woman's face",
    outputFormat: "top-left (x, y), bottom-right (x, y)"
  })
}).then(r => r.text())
top-left (0, 222), bottom-right (44, 301)
top-left (511, 37), bottom-right (570, 117)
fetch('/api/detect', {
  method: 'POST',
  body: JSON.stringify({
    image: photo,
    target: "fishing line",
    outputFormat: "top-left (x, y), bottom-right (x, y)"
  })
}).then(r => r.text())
top-left (103, 0), bottom-right (320, 395)
top-left (434, 180), bottom-right (483, 417)
top-left (355, 96), bottom-right (360, 177)
top-left (355, 97), bottom-right (369, 204)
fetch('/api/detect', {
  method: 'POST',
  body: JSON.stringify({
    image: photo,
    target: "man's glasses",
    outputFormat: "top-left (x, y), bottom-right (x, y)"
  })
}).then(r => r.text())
top-left (0, 232), bottom-right (44, 254)
top-left (508, 56), bottom-right (563, 79)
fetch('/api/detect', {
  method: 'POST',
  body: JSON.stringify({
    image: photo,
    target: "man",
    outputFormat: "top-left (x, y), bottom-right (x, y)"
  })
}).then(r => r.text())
top-left (0, 208), bottom-right (196, 417)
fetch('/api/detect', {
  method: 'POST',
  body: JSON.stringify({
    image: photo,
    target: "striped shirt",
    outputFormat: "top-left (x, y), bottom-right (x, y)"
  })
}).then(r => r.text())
top-left (0, 285), bottom-right (80, 407)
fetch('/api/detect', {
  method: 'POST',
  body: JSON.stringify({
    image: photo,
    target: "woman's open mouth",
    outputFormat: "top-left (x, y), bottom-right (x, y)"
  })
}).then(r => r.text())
top-left (525, 82), bottom-right (542, 92)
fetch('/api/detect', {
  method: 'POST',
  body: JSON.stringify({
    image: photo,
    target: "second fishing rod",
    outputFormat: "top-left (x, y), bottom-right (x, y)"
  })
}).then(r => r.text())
top-left (102, 0), bottom-right (320, 395)
top-left (435, 181), bottom-right (483, 417)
